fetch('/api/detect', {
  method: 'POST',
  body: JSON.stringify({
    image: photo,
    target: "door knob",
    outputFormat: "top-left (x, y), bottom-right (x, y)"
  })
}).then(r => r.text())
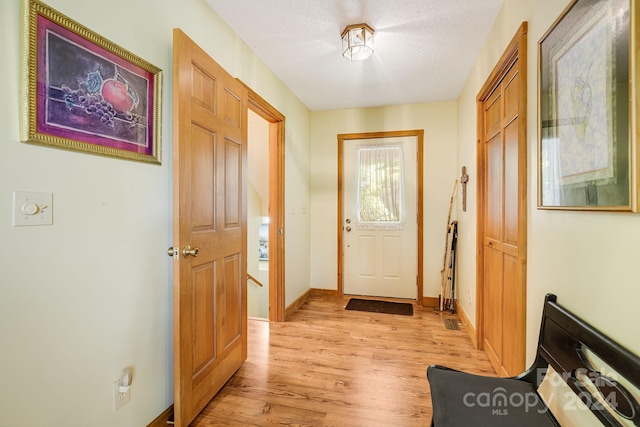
top-left (346, 226), bottom-right (352, 232)
top-left (182, 245), bottom-right (199, 257)
top-left (346, 218), bottom-right (351, 224)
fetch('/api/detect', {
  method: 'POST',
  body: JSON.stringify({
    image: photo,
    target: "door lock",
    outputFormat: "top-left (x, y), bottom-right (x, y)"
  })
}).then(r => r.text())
top-left (167, 246), bottom-right (179, 259)
top-left (168, 246), bottom-right (199, 258)
top-left (182, 245), bottom-right (199, 258)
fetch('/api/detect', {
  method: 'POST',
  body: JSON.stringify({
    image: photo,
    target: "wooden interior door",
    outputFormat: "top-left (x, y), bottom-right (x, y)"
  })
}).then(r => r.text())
top-left (172, 29), bottom-right (248, 426)
top-left (477, 23), bottom-right (527, 377)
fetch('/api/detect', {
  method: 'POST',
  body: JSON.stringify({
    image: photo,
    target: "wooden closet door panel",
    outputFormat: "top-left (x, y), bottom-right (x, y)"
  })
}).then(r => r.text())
top-left (503, 121), bottom-right (519, 250)
top-left (484, 244), bottom-right (503, 367)
top-left (502, 252), bottom-right (522, 375)
top-left (486, 133), bottom-right (503, 243)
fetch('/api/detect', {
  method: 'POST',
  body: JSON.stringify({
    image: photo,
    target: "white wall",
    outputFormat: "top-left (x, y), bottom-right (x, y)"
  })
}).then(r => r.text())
top-left (309, 103), bottom-right (458, 297)
top-left (0, 0), bottom-right (310, 425)
top-left (456, 0), bottom-right (640, 365)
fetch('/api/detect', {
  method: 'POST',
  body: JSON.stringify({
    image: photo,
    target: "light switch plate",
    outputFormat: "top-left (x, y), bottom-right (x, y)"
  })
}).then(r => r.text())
top-left (13, 191), bottom-right (53, 226)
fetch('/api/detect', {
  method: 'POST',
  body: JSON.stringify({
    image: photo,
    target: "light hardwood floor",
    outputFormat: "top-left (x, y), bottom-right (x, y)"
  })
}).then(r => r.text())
top-left (191, 292), bottom-right (495, 426)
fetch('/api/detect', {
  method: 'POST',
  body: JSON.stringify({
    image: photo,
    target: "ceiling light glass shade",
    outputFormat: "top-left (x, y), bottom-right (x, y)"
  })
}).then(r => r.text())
top-left (341, 23), bottom-right (375, 61)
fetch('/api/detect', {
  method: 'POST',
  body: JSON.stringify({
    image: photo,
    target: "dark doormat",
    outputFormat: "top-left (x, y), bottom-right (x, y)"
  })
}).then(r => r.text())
top-left (345, 298), bottom-right (413, 316)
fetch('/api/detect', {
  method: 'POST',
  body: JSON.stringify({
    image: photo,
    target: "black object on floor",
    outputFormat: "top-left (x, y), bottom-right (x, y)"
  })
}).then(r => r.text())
top-left (443, 318), bottom-right (460, 330)
top-left (345, 298), bottom-right (413, 316)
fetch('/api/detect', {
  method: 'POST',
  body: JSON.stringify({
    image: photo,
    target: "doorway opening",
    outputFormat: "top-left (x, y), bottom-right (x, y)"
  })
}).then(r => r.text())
top-left (247, 110), bottom-right (271, 319)
top-left (243, 82), bottom-right (286, 322)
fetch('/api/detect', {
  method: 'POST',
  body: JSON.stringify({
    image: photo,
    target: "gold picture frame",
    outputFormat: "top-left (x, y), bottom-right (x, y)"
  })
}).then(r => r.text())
top-left (21, 0), bottom-right (162, 164)
top-left (538, 0), bottom-right (638, 210)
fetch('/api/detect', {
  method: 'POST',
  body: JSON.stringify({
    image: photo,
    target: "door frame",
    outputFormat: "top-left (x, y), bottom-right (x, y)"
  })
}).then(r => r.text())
top-left (240, 80), bottom-right (286, 322)
top-left (475, 23), bottom-right (528, 361)
top-left (337, 130), bottom-right (424, 303)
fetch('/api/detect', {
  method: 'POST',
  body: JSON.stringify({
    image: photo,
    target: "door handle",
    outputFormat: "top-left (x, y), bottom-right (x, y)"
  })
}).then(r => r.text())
top-left (168, 246), bottom-right (199, 258)
top-left (345, 226), bottom-right (351, 232)
top-left (182, 245), bottom-right (199, 258)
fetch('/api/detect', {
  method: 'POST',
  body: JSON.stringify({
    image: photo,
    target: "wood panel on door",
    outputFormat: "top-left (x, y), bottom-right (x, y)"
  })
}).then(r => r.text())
top-left (477, 23), bottom-right (527, 378)
top-left (172, 29), bottom-right (248, 427)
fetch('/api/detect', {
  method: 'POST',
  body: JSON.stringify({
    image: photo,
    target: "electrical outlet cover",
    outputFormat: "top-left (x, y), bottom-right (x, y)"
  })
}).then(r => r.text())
top-left (113, 379), bottom-right (130, 411)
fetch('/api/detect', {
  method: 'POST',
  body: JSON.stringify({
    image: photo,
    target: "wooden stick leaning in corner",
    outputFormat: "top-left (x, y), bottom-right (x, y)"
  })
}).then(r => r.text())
top-left (442, 223), bottom-right (455, 309)
top-left (440, 179), bottom-right (458, 311)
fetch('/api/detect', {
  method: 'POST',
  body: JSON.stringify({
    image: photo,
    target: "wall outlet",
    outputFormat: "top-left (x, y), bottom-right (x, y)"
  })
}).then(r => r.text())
top-left (113, 379), bottom-right (130, 411)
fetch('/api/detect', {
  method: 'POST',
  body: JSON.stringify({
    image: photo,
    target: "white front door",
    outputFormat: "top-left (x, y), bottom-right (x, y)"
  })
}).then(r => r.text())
top-left (342, 136), bottom-right (417, 299)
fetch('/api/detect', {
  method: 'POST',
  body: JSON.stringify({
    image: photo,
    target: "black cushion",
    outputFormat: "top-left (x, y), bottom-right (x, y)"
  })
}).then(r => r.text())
top-left (427, 366), bottom-right (560, 427)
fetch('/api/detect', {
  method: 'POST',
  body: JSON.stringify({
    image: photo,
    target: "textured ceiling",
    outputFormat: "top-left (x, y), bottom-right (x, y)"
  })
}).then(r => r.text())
top-left (205, 0), bottom-right (504, 111)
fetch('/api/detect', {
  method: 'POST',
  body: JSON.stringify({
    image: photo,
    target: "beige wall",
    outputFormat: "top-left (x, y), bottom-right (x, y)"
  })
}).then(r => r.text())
top-left (0, 0), bottom-right (310, 426)
top-left (309, 103), bottom-right (458, 297)
top-left (456, 0), bottom-right (640, 367)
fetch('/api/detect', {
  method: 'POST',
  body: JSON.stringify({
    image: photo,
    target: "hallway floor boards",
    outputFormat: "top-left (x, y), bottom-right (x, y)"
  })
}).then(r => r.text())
top-left (191, 292), bottom-right (494, 426)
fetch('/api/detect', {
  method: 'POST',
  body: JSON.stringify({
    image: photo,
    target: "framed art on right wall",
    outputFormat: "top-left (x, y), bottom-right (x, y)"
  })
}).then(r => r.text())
top-left (538, 0), bottom-right (639, 211)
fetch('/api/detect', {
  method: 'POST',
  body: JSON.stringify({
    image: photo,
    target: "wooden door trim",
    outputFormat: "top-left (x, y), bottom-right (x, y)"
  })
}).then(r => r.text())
top-left (337, 130), bottom-right (424, 303)
top-left (239, 80), bottom-right (286, 322)
top-left (476, 22), bottom-right (528, 367)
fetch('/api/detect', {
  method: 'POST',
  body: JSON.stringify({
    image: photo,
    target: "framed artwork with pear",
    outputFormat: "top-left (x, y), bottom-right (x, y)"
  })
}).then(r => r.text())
top-left (21, 0), bottom-right (162, 164)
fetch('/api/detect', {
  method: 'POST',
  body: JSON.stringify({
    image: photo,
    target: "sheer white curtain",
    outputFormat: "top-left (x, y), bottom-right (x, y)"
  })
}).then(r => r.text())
top-left (355, 143), bottom-right (406, 229)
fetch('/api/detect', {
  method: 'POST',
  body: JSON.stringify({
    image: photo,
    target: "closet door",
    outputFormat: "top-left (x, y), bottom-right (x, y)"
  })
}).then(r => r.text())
top-left (478, 23), bottom-right (527, 377)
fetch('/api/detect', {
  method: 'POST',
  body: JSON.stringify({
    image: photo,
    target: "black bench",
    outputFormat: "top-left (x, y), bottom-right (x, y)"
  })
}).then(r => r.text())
top-left (427, 294), bottom-right (640, 426)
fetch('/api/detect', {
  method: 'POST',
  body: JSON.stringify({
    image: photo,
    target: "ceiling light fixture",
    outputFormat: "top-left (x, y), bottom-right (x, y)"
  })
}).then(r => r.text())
top-left (341, 23), bottom-right (375, 61)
